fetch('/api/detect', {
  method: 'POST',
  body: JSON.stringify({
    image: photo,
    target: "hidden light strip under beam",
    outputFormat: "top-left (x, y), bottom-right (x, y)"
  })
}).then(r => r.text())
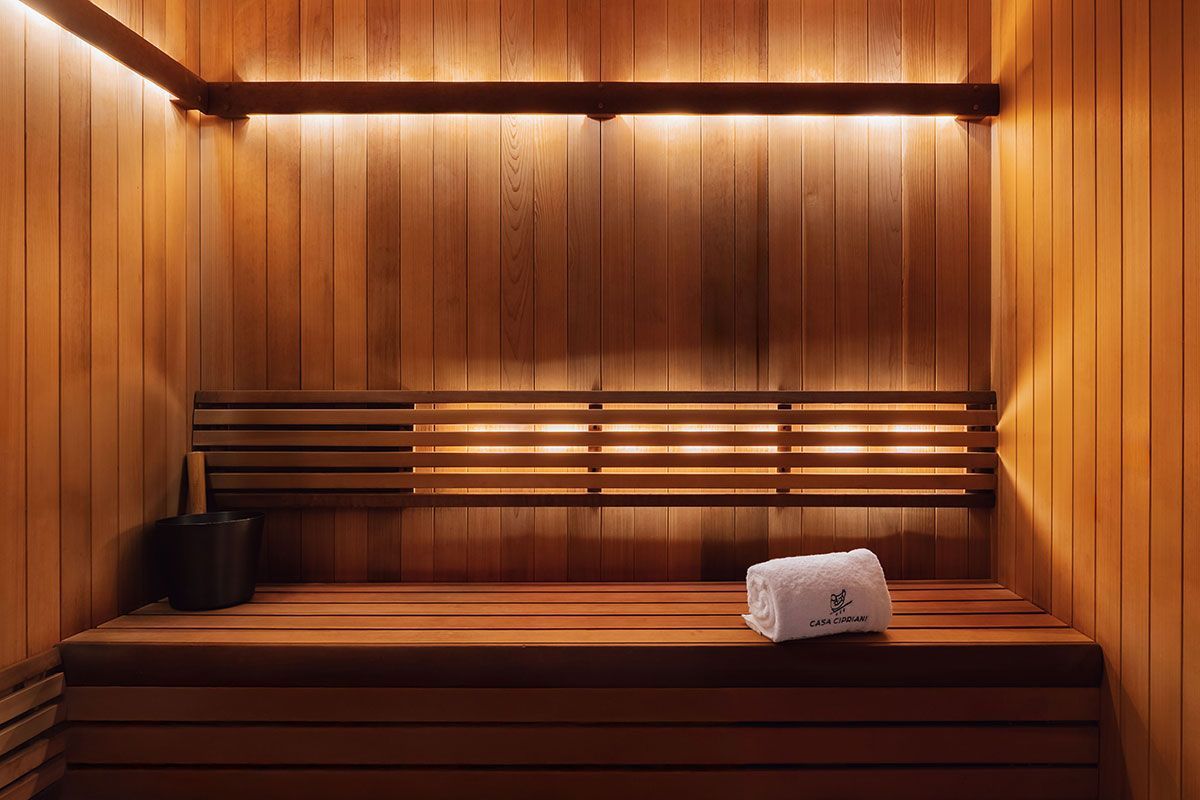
top-left (206, 80), bottom-right (999, 119)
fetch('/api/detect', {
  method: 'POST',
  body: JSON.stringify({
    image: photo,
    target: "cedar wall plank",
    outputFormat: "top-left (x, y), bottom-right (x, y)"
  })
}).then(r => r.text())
top-left (0, 0), bottom-right (28, 670)
top-left (332, 0), bottom-right (369, 582)
top-left (0, 0), bottom-right (197, 672)
top-left (1184, 1), bottom-right (1200, 799)
top-left (992, 0), bottom-right (1196, 796)
top-left (189, 0), bottom-right (991, 583)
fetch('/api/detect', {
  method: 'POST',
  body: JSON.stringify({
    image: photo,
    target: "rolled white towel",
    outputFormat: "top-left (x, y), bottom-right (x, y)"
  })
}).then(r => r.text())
top-left (743, 549), bottom-right (892, 642)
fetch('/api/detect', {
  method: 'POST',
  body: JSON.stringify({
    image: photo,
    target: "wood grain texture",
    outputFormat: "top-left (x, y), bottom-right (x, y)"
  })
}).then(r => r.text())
top-left (20, 0), bottom-right (207, 109)
top-left (991, 0), bottom-right (1195, 796)
top-left (0, 0), bottom-right (999, 631)
top-left (0, 0), bottom-right (198, 671)
top-left (0, 651), bottom-right (66, 799)
top-left (194, 391), bottom-right (996, 520)
top-left (56, 581), bottom-right (1098, 798)
top-left (1184, 2), bottom-right (1200, 798)
top-left (187, 0), bottom-right (992, 582)
top-left (59, 29), bottom-right (93, 639)
top-left (24, 10), bottom-right (62, 657)
top-left (0, 1), bottom-right (25, 667)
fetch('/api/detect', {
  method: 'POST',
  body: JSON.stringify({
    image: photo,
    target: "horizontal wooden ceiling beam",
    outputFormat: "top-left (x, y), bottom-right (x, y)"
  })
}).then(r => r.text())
top-left (206, 80), bottom-right (999, 119)
top-left (21, 0), bottom-right (208, 111)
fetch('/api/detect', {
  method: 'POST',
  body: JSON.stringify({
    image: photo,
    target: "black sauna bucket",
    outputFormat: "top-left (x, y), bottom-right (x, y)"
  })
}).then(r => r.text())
top-left (158, 511), bottom-right (264, 611)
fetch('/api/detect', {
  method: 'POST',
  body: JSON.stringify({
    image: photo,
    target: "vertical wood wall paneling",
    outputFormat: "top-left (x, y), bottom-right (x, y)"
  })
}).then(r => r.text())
top-left (116, 0), bottom-right (146, 613)
top-left (1070, 0), bottom-right (1097, 640)
top-left (90, 0), bottom-right (120, 626)
top-left (500, 0), bottom-right (536, 581)
top-left (1010, 0), bottom-right (1035, 603)
top-left (1047, 0), bottom-right (1072, 618)
top-left (1, 0), bottom-right (27, 666)
top-left (200, 0), bottom-right (233, 389)
top-left (628, 0), bottom-right (669, 581)
top-left (696, 0), bottom-right (737, 579)
top-left (60, 24), bottom-right (92, 639)
top-left (365, 0), bottom-right (402, 581)
top-left (164, 0), bottom-right (191, 544)
top-left (965, 0), bottom-right (991, 579)
top-left (232, 1), bottom-right (267, 392)
top-left (994, 0), bottom-right (1198, 795)
top-left (298, 0), bottom-right (336, 580)
top-left (397, 0), bottom-right (435, 581)
top-left (0, 0), bottom-right (196, 669)
top-left (1029, 0), bottom-right (1052, 611)
top-left (934, 0), bottom-right (969, 579)
top-left (25, 8), bottom-right (62, 655)
top-left (185, 0), bottom-right (203, 558)
top-left (141, 0), bottom-right (169, 606)
top-left (731, 0), bottom-right (768, 574)
top-left (431, 0), bottom-right (469, 581)
top-left (601, 0), bottom-right (635, 581)
top-left (1183, 0), bottom-right (1200, 796)
top-left (1147, 0), bottom-right (1183, 793)
top-left (265, 0), bottom-right (302, 399)
top-left (263, 0), bottom-right (303, 580)
top-left (332, 0), bottom-right (369, 581)
top-left (798, 0), bottom-right (836, 565)
top-left (1093, 0), bottom-right (1124, 791)
top-left (190, 0), bottom-right (993, 584)
top-left (870, 0), bottom-right (903, 576)
top-left (1120, 0), bottom-right (1151, 794)
top-left (832, 0), bottom-right (869, 563)
top-left (465, 0), bottom-right (502, 582)
top-left (531, 0), bottom-right (570, 581)
top-left (989, 0), bottom-right (1014, 591)
top-left (565, 0), bottom-right (601, 580)
top-left (765, 0), bottom-right (802, 564)
top-left (664, 0), bottom-right (702, 579)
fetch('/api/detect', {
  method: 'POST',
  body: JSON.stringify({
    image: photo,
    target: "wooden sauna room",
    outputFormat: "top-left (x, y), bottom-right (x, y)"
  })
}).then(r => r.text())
top-left (0, 0), bottom-right (1196, 797)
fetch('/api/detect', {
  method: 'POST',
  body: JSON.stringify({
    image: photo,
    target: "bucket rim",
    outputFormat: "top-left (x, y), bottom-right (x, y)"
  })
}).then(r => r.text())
top-left (157, 511), bottom-right (264, 527)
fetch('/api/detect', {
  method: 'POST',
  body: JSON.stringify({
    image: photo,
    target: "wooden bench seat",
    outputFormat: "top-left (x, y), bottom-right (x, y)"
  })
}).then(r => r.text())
top-left (58, 581), bottom-right (1101, 800)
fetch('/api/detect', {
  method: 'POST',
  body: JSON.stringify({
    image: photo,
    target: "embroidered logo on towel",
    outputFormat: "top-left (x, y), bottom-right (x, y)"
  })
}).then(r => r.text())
top-left (830, 588), bottom-right (853, 615)
top-left (809, 589), bottom-right (868, 629)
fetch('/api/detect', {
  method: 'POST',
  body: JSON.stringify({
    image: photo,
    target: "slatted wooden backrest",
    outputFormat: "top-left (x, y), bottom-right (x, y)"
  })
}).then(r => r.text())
top-left (191, 390), bottom-right (997, 509)
top-left (0, 650), bottom-right (66, 797)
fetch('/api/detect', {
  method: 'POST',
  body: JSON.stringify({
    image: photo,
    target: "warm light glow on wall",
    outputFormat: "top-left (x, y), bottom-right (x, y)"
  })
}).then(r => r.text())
top-left (12, 0), bottom-right (180, 101)
top-left (248, 112), bottom-right (961, 121)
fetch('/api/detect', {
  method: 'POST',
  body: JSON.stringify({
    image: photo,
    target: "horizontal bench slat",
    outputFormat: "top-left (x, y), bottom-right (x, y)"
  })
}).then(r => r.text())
top-left (0, 703), bottom-right (65, 761)
top-left (63, 626), bottom-right (1095, 645)
top-left (194, 408), bottom-right (997, 426)
top-left (0, 676), bottom-right (64, 728)
top-left (191, 390), bottom-right (997, 509)
top-left (129, 600), bottom-right (1043, 615)
top-left (99, 612), bottom-right (1065, 630)
top-left (64, 686), bottom-right (1099, 723)
top-left (209, 472), bottom-right (996, 491)
top-left (0, 734), bottom-right (65, 795)
top-left (203, 451), bottom-right (999, 469)
top-left (59, 766), bottom-right (1097, 800)
top-left (195, 429), bottom-right (998, 448)
top-left (214, 492), bottom-right (996, 508)
top-left (65, 723), bottom-right (1097, 766)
